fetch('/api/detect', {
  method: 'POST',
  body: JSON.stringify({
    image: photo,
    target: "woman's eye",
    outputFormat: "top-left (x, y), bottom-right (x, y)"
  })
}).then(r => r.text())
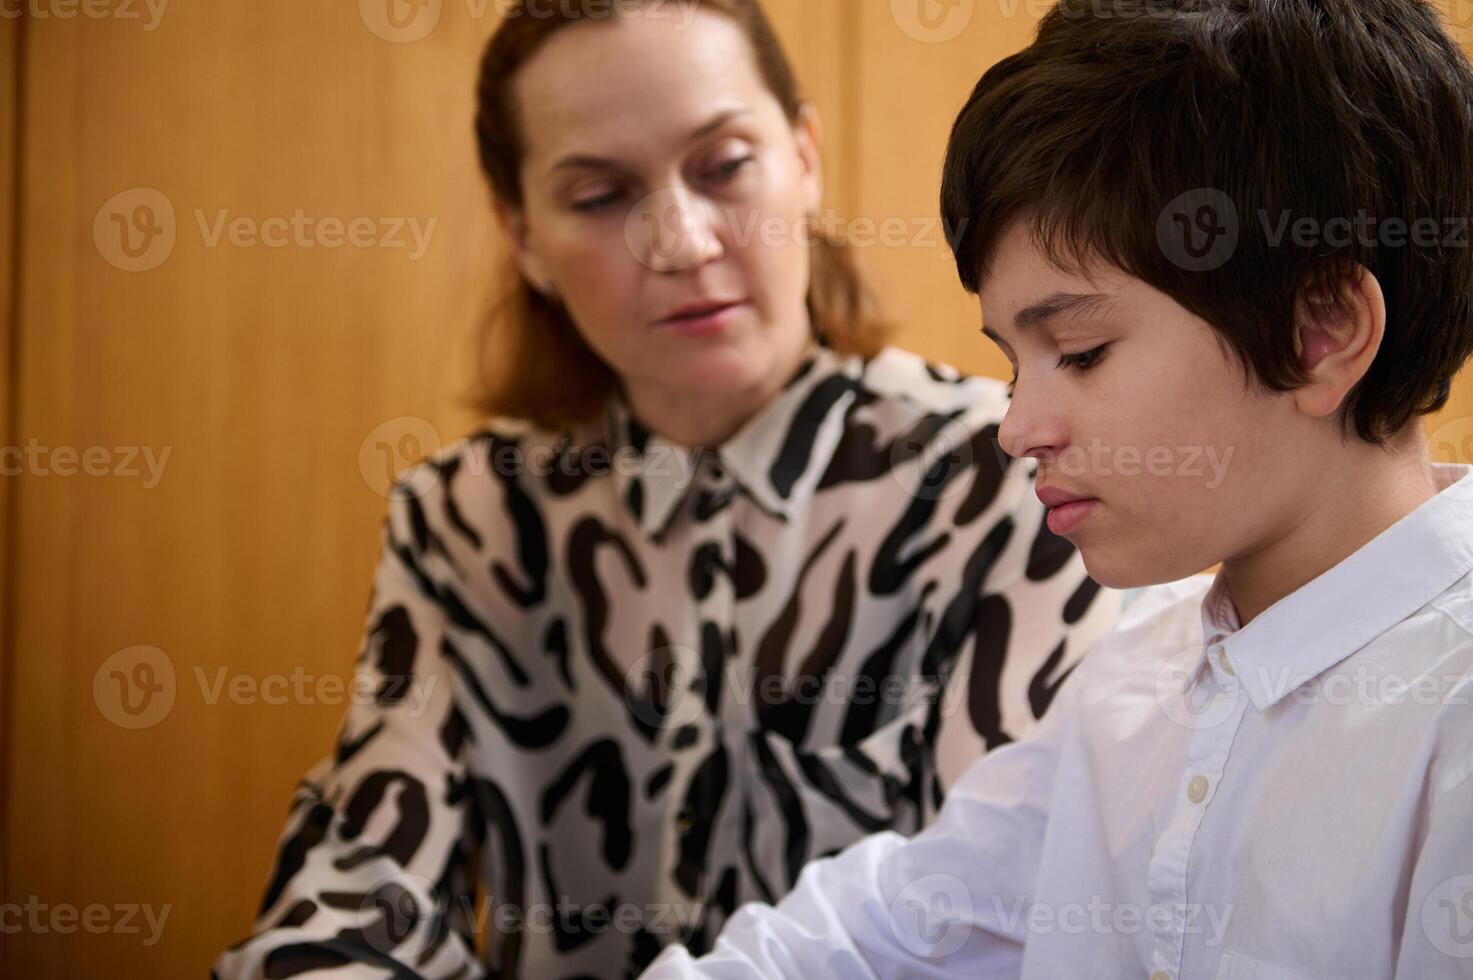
top-left (707, 155), bottom-right (753, 182)
top-left (1057, 343), bottom-right (1111, 373)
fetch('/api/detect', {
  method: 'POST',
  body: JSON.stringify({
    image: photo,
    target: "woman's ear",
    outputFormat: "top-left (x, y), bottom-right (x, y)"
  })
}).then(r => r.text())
top-left (1290, 264), bottom-right (1386, 420)
top-left (793, 102), bottom-right (825, 216)
top-left (493, 196), bottom-right (557, 298)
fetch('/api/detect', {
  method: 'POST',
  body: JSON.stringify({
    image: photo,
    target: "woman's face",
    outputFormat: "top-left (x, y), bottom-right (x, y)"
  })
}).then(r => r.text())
top-left (502, 6), bottom-right (823, 408)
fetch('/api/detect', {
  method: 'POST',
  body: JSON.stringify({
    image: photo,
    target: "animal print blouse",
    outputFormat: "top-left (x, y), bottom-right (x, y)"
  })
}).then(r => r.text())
top-left (214, 340), bottom-right (1120, 979)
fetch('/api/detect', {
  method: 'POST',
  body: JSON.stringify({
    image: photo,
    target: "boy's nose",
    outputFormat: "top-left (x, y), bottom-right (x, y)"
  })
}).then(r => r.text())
top-left (997, 393), bottom-right (1070, 463)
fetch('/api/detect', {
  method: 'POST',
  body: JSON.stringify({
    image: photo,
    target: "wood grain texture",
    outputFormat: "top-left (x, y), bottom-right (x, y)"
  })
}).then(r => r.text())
top-left (5, 3), bottom-right (499, 975)
top-left (0, 2), bottom-right (854, 976)
top-left (0, 4), bottom-right (19, 923)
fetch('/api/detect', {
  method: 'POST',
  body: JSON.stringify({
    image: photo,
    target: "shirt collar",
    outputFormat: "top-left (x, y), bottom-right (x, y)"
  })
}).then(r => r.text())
top-left (606, 340), bottom-right (867, 540)
top-left (1185, 462), bottom-right (1473, 710)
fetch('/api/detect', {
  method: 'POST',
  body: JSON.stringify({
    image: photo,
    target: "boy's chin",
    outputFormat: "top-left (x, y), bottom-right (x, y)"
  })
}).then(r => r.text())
top-left (1079, 547), bottom-right (1209, 591)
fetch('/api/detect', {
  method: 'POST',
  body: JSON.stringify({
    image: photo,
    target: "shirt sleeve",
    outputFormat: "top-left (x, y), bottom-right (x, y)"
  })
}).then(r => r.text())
top-left (639, 634), bottom-right (1095, 980)
top-left (213, 484), bottom-right (484, 980)
top-left (1392, 737), bottom-right (1473, 978)
top-left (934, 448), bottom-right (1121, 792)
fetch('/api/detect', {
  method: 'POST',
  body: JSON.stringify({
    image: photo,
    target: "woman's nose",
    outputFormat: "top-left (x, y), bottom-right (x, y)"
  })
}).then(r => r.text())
top-left (626, 186), bottom-right (724, 273)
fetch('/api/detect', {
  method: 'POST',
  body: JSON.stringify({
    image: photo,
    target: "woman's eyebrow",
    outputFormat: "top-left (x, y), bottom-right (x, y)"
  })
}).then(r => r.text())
top-left (686, 106), bottom-right (751, 141)
top-left (547, 107), bottom-right (754, 176)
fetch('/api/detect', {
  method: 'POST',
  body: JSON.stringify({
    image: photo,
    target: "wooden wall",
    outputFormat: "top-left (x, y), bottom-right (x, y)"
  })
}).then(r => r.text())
top-left (3, 2), bottom-right (1472, 976)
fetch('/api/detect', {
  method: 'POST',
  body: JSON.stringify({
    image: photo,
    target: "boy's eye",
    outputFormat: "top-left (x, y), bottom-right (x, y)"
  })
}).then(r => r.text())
top-left (572, 189), bottom-right (623, 213)
top-left (1057, 343), bottom-right (1111, 373)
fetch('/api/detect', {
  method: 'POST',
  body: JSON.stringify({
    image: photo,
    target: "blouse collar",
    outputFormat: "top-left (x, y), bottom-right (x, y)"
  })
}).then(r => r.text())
top-left (605, 340), bottom-right (867, 541)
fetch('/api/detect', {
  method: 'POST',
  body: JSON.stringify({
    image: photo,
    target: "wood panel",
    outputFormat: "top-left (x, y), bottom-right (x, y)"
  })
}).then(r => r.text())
top-left (852, 0), bottom-right (1039, 380)
top-left (0, 2), bottom-right (851, 977)
top-left (1432, 1), bottom-right (1473, 448)
top-left (0, 3), bottom-right (20, 920)
top-left (764, 0), bottom-right (854, 217)
top-left (4, 3), bottom-right (499, 975)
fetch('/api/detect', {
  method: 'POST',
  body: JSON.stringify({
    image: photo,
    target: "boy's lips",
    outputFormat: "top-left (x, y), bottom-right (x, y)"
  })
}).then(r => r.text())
top-left (1037, 485), bottom-right (1100, 536)
top-left (1036, 485), bottom-right (1096, 509)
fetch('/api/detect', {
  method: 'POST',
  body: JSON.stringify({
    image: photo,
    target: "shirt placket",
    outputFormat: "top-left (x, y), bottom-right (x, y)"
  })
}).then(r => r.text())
top-left (661, 453), bottom-right (741, 918)
top-left (1147, 643), bottom-right (1250, 980)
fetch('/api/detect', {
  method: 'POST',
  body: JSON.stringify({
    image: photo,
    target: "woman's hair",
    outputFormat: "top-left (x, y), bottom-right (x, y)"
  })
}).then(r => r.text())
top-left (470, 0), bottom-right (892, 430)
top-left (941, 0), bottom-right (1473, 445)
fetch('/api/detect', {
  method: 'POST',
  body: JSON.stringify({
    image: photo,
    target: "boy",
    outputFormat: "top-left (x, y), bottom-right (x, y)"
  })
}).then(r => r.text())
top-left (643, 0), bottom-right (1473, 976)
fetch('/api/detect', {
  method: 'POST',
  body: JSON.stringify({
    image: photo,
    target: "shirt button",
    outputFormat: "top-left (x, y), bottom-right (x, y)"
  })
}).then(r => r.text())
top-left (1219, 655), bottom-right (1236, 677)
top-left (1187, 775), bottom-right (1210, 804)
top-left (1151, 972), bottom-right (1171, 980)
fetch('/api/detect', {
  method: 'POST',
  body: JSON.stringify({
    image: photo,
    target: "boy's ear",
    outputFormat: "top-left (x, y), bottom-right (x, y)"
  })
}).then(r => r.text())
top-left (1290, 265), bottom-right (1386, 421)
top-left (493, 197), bottom-right (557, 299)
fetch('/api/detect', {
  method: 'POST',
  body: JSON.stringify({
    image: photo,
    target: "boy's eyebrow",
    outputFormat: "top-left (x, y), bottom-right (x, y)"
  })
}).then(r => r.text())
top-left (547, 107), bottom-right (752, 175)
top-left (1017, 291), bottom-right (1119, 329)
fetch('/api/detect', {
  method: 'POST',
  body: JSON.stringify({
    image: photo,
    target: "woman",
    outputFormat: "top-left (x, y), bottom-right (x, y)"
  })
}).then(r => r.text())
top-left (214, 2), bottom-right (1118, 977)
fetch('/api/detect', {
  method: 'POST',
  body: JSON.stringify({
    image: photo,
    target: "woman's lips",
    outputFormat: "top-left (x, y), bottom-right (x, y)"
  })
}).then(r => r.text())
top-left (655, 301), bottom-right (746, 336)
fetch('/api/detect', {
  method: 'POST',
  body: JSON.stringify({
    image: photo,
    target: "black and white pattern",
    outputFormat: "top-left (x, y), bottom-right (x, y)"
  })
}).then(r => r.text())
top-left (213, 341), bottom-right (1120, 979)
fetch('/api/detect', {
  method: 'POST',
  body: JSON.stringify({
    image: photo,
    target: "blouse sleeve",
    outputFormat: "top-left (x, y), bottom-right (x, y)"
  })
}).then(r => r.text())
top-left (213, 482), bottom-right (485, 980)
top-left (639, 627), bottom-right (1096, 980)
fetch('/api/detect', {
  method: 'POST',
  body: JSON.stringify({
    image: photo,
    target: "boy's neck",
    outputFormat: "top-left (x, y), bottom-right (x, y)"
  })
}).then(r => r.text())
top-left (1221, 428), bottom-right (1440, 626)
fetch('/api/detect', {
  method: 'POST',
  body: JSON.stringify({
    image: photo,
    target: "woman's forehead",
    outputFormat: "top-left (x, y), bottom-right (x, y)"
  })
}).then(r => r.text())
top-left (512, 10), bottom-right (771, 166)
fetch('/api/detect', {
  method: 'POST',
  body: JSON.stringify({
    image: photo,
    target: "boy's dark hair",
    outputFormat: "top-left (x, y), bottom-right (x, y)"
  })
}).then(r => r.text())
top-left (941, 0), bottom-right (1473, 444)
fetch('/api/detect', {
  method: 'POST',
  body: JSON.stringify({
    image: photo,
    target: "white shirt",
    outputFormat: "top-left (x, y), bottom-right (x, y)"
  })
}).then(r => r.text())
top-left (644, 462), bottom-right (1473, 979)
